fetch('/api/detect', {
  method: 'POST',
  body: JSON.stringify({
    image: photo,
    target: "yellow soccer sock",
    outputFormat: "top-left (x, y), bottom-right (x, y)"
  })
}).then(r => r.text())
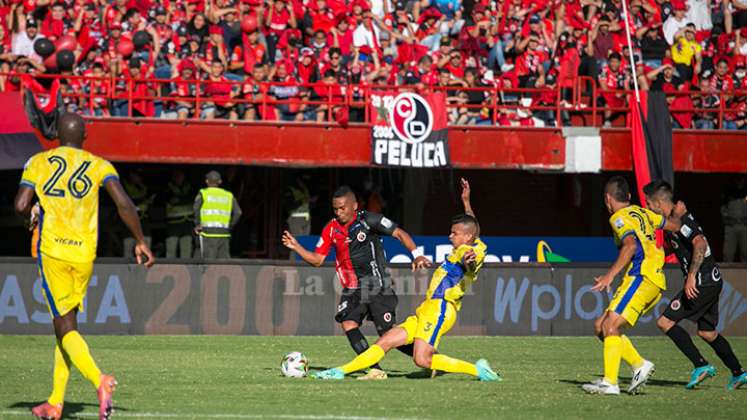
top-left (603, 335), bottom-right (623, 385)
top-left (48, 345), bottom-right (71, 406)
top-left (620, 335), bottom-right (644, 370)
top-left (61, 331), bottom-right (102, 388)
top-left (431, 354), bottom-right (478, 376)
top-left (340, 345), bottom-right (386, 374)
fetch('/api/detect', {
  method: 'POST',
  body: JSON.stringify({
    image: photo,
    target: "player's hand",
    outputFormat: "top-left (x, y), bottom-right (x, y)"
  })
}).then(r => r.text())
top-left (674, 200), bottom-right (688, 218)
top-left (591, 273), bottom-right (614, 292)
top-left (685, 273), bottom-right (699, 300)
top-left (193, 224), bottom-right (203, 235)
top-left (412, 255), bottom-right (433, 271)
top-left (282, 230), bottom-right (299, 250)
top-left (462, 249), bottom-right (477, 267)
top-left (460, 177), bottom-right (471, 202)
top-left (135, 242), bottom-right (155, 268)
top-left (28, 203), bottom-right (40, 231)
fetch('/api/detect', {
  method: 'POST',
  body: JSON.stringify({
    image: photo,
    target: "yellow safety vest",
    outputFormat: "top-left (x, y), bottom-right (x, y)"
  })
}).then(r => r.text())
top-left (199, 187), bottom-right (233, 238)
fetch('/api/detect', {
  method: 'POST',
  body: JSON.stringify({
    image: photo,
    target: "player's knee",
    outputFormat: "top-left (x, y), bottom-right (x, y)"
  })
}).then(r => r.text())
top-left (413, 353), bottom-right (432, 369)
top-left (601, 319), bottom-right (619, 337)
top-left (656, 316), bottom-right (674, 332)
top-left (341, 321), bottom-right (359, 332)
top-left (593, 319), bottom-right (604, 339)
top-left (697, 330), bottom-right (717, 342)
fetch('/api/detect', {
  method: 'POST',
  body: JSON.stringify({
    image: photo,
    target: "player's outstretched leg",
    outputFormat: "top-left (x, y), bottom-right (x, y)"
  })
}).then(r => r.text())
top-left (343, 321), bottom-right (386, 380)
top-left (620, 335), bottom-right (656, 394)
top-left (32, 344), bottom-right (71, 420)
top-left (414, 339), bottom-right (500, 382)
top-left (314, 327), bottom-right (407, 380)
top-left (698, 330), bottom-right (747, 390)
top-left (53, 311), bottom-right (117, 420)
top-left (583, 312), bottom-right (627, 395)
top-left (657, 316), bottom-right (715, 389)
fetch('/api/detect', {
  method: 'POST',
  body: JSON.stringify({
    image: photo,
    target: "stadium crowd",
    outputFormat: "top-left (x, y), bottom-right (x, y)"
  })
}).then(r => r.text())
top-left (0, 0), bottom-right (746, 127)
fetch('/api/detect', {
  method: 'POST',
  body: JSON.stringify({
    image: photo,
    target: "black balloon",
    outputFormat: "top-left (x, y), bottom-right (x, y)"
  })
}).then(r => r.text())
top-left (133, 31), bottom-right (151, 49)
top-left (56, 49), bottom-right (75, 72)
top-left (34, 38), bottom-right (55, 58)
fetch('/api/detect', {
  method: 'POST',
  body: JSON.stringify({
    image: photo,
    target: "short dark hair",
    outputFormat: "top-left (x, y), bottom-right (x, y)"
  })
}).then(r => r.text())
top-left (643, 179), bottom-right (674, 202)
top-left (452, 213), bottom-right (478, 230)
top-left (605, 176), bottom-right (630, 203)
top-left (608, 52), bottom-right (622, 61)
top-left (333, 185), bottom-right (355, 199)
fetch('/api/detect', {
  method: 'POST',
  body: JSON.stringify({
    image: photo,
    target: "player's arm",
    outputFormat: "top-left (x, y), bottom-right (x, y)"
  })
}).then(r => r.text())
top-left (460, 177), bottom-right (475, 218)
top-left (391, 227), bottom-right (432, 271)
top-left (282, 230), bottom-right (326, 266)
top-left (15, 156), bottom-right (37, 217)
top-left (105, 179), bottom-right (155, 267)
top-left (592, 235), bottom-right (636, 292)
top-left (365, 211), bottom-right (432, 271)
top-left (684, 234), bottom-right (708, 300)
top-left (14, 185), bottom-right (35, 217)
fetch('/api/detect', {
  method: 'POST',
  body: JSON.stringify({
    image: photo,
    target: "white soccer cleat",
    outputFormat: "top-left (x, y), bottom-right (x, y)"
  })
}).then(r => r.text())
top-left (582, 379), bottom-right (620, 395)
top-left (356, 368), bottom-right (388, 381)
top-left (628, 360), bottom-right (655, 394)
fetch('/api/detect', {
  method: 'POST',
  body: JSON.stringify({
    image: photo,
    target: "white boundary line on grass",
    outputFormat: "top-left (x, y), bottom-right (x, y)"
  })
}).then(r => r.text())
top-left (0, 410), bottom-right (420, 420)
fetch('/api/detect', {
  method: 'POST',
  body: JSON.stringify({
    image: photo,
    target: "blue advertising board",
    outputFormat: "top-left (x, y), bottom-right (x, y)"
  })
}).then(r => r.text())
top-left (296, 236), bottom-right (618, 263)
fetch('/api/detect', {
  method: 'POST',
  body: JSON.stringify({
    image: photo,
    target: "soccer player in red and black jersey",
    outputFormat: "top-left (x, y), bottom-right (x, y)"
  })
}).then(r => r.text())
top-left (282, 185), bottom-right (432, 379)
top-left (645, 181), bottom-right (747, 391)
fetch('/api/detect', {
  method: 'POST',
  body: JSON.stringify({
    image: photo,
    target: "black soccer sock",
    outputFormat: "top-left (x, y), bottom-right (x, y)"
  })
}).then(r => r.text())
top-left (666, 325), bottom-right (708, 368)
top-left (705, 334), bottom-right (743, 377)
top-left (395, 343), bottom-right (414, 357)
top-left (345, 328), bottom-right (382, 370)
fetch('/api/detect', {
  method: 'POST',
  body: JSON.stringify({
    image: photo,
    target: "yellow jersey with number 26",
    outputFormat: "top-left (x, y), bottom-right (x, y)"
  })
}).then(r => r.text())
top-left (609, 205), bottom-right (666, 290)
top-left (20, 146), bottom-right (119, 263)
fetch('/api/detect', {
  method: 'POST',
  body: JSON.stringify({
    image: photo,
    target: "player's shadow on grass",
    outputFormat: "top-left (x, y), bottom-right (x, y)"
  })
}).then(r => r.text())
top-left (388, 370), bottom-right (444, 379)
top-left (9, 401), bottom-right (129, 419)
top-left (559, 376), bottom-right (688, 388)
top-left (298, 366), bottom-right (411, 377)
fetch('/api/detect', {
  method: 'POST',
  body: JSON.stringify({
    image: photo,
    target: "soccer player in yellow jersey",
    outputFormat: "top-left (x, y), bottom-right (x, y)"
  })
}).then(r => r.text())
top-left (313, 179), bottom-right (501, 381)
top-left (14, 113), bottom-right (155, 420)
top-left (583, 176), bottom-right (680, 396)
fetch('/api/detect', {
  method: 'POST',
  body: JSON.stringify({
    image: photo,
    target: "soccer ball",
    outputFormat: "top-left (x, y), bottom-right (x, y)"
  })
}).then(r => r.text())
top-left (280, 352), bottom-right (309, 378)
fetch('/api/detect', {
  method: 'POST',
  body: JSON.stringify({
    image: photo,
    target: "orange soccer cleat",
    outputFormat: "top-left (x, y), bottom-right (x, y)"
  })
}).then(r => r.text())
top-left (97, 374), bottom-right (118, 420)
top-left (31, 402), bottom-right (62, 420)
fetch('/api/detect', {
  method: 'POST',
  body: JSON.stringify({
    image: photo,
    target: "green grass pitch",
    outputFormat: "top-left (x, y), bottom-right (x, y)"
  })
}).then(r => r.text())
top-left (1, 335), bottom-right (745, 419)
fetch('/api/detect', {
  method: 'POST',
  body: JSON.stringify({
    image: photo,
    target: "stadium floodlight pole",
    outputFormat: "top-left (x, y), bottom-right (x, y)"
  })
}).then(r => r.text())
top-left (620, 0), bottom-right (641, 104)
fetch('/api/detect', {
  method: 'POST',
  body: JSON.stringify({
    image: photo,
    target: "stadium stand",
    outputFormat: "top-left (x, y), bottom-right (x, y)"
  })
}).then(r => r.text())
top-left (0, 0), bottom-right (746, 128)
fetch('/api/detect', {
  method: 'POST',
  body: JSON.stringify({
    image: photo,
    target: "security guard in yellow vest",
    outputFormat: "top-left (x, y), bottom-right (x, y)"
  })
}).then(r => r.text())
top-left (166, 170), bottom-right (195, 259)
top-left (193, 170), bottom-right (242, 259)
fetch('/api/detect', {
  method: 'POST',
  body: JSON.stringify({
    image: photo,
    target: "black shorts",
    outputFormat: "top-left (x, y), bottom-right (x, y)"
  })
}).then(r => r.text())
top-left (335, 288), bottom-right (398, 335)
top-left (662, 284), bottom-right (722, 331)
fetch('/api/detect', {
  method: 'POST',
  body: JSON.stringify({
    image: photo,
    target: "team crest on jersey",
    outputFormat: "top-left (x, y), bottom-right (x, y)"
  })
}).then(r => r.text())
top-left (357, 232), bottom-right (367, 242)
top-left (680, 224), bottom-right (692, 238)
top-left (615, 218), bottom-right (625, 229)
top-left (383, 312), bottom-right (392, 323)
top-left (671, 299), bottom-right (681, 311)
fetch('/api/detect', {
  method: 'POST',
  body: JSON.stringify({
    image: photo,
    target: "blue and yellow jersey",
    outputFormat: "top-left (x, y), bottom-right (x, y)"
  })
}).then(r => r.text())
top-left (425, 238), bottom-right (487, 310)
top-left (20, 146), bottom-right (119, 263)
top-left (609, 205), bottom-right (666, 290)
